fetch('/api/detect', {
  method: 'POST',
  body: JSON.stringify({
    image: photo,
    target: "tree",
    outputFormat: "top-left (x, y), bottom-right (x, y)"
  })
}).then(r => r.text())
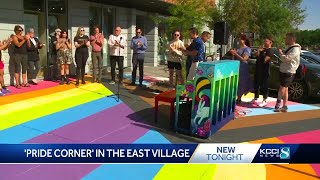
top-left (151, 0), bottom-right (217, 39)
top-left (217, 0), bottom-right (306, 46)
top-left (296, 29), bottom-right (320, 49)
top-left (218, 0), bottom-right (258, 36)
top-left (254, 0), bottom-right (306, 46)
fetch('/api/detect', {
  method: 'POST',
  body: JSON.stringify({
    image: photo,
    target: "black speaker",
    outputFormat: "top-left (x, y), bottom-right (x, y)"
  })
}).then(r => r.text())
top-left (214, 21), bottom-right (229, 45)
top-left (177, 100), bottom-right (192, 130)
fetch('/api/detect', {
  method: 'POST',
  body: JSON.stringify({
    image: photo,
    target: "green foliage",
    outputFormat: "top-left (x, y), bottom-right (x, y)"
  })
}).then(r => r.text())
top-left (217, 0), bottom-right (305, 46)
top-left (296, 29), bottom-right (320, 48)
top-left (151, 0), bottom-right (216, 39)
top-left (254, 0), bottom-right (305, 46)
top-left (151, 0), bottom-right (306, 47)
top-left (219, 0), bottom-right (258, 36)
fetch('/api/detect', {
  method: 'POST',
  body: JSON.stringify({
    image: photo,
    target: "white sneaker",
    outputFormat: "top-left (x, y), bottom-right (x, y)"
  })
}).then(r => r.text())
top-left (109, 81), bottom-right (115, 85)
top-left (259, 100), bottom-right (268, 107)
top-left (251, 99), bottom-right (258, 105)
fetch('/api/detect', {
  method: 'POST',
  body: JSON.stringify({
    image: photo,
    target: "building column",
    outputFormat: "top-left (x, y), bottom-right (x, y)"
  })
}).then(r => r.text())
top-left (144, 16), bottom-right (158, 67)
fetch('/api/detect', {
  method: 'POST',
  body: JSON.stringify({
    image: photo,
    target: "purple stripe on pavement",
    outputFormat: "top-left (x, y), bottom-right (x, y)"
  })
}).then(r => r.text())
top-left (1, 165), bottom-right (100, 180)
top-left (25, 103), bottom-right (148, 143)
top-left (0, 103), bottom-right (151, 179)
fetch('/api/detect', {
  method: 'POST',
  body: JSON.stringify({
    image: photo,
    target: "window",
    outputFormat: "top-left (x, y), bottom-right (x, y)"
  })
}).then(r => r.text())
top-left (48, 0), bottom-right (67, 35)
top-left (24, 0), bottom-right (47, 77)
top-left (89, 7), bottom-right (102, 35)
top-left (136, 15), bottom-right (145, 33)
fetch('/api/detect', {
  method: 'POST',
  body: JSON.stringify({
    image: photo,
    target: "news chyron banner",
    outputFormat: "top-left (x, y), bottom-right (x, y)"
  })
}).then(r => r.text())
top-left (0, 144), bottom-right (318, 164)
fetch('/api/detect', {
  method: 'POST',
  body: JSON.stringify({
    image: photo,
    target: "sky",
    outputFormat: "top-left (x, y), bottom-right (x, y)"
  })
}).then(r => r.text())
top-left (299, 0), bottom-right (320, 30)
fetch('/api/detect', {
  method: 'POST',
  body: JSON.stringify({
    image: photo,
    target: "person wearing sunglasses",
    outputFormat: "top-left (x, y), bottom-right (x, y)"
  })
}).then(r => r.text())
top-left (12, 25), bottom-right (30, 88)
top-left (167, 30), bottom-right (185, 89)
top-left (130, 28), bottom-right (147, 87)
top-left (74, 27), bottom-right (90, 85)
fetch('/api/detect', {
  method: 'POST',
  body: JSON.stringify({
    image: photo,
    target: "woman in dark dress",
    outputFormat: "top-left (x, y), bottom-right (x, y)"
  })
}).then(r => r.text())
top-left (230, 34), bottom-right (252, 104)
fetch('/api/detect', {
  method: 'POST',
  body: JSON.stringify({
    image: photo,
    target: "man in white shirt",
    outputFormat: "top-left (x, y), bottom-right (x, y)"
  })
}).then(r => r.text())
top-left (107, 26), bottom-right (127, 84)
top-left (275, 33), bottom-right (301, 112)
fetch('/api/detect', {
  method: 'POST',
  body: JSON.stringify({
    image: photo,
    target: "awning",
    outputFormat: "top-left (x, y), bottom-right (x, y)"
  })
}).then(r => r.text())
top-left (88, 0), bottom-right (173, 15)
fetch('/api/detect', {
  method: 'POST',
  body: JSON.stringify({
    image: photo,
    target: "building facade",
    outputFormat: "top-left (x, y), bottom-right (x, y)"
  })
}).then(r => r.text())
top-left (0, 0), bottom-right (171, 83)
top-left (0, 0), bottom-right (220, 84)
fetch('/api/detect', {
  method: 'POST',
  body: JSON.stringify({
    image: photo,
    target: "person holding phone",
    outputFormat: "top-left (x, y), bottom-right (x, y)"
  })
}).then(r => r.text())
top-left (74, 27), bottom-right (90, 85)
top-left (56, 30), bottom-right (72, 85)
top-left (26, 28), bottom-right (45, 85)
top-left (275, 33), bottom-right (301, 112)
top-left (252, 36), bottom-right (274, 107)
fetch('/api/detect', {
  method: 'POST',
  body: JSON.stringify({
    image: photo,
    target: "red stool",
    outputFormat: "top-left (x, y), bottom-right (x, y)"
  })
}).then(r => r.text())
top-left (154, 90), bottom-right (176, 123)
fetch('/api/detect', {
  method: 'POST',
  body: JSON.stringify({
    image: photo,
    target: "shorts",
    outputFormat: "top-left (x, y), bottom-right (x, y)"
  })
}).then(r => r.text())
top-left (57, 49), bottom-right (73, 65)
top-left (168, 61), bottom-right (182, 70)
top-left (0, 61), bottom-right (4, 69)
top-left (280, 72), bottom-right (295, 87)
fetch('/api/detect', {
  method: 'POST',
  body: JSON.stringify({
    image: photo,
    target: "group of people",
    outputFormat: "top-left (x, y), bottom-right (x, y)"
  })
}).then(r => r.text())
top-left (233, 32), bottom-right (300, 112)
top-left (0, 25), bottom-right (45, 96)
top-left (51, 26), bottom-right (98, 85)
top-left (50, 26), bottom-right (148, 87)
top-left (0, 24), bottom-right (301, 113)
top-left (166, 27), bottom-right (212, 89)
top-left (0, 25), bottom-right (148, 96)
top-left (166, 27), bottom-right (301, 112)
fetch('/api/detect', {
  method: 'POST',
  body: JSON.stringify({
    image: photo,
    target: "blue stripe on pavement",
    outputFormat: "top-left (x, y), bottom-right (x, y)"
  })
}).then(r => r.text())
top-left (81, 130), bottom-right (170, 180)
top-left (0, 97), bottom-right (122, 143)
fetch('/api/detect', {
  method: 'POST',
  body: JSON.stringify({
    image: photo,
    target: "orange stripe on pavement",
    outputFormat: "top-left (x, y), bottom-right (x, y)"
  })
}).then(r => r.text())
top-left (0, 85), bottom-right (75, 105)
top-left (220, 110), bottom-right (320, 131)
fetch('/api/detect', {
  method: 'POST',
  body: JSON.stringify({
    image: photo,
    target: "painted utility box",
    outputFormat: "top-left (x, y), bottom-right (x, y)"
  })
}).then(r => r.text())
top-left (174, 60), bottom-right (240, 139)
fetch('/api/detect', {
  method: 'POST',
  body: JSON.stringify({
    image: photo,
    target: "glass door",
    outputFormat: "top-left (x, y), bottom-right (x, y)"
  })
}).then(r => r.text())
top-left (47, 0), bottom-right (68, 76)
top-left (23, 0), bottom-right (47, 78)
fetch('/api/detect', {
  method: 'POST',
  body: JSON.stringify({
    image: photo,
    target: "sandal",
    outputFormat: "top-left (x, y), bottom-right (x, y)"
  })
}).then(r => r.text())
top-left (22, 83), bottom-right (30, 87)
top-left (16, 84), bottom-right (22, 89)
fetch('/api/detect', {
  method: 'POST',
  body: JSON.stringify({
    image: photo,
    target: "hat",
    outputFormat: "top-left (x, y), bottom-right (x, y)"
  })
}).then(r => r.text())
top-left (55, 28), bottom-right (61, 33)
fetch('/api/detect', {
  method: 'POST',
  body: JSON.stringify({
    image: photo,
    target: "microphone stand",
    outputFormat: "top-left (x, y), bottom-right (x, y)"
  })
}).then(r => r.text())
top-left (115, 66), bottom-right (129, 102)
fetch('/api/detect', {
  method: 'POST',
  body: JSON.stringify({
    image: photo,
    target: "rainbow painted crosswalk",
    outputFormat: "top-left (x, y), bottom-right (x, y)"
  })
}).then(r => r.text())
top-left (0, 81), bottom-right (319, 179)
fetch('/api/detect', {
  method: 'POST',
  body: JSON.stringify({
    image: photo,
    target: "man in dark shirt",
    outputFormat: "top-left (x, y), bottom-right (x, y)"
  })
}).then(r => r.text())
top-left (184, 27), bottom-right (205, 80)
top-left (130, 28), bottom-right (147, 87)
top-left (50, 28), bottom-right (61, 81)
top-left (252, 36), bottom-right (274, 107)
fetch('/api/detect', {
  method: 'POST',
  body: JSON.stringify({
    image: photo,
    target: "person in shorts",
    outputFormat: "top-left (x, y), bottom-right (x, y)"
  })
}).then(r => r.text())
top-left (56, 30), bottom-right (72, 85)
top-left (0, 37), bottom-right (12, 96)
top-left (275, 33), bottom-right (301, 112)
top-left (167, 30), bottom-right (185, 89)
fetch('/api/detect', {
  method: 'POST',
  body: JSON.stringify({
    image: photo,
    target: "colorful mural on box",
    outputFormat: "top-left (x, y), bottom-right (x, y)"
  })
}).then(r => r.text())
top-left (175, 60), bottom-right (240, 138)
